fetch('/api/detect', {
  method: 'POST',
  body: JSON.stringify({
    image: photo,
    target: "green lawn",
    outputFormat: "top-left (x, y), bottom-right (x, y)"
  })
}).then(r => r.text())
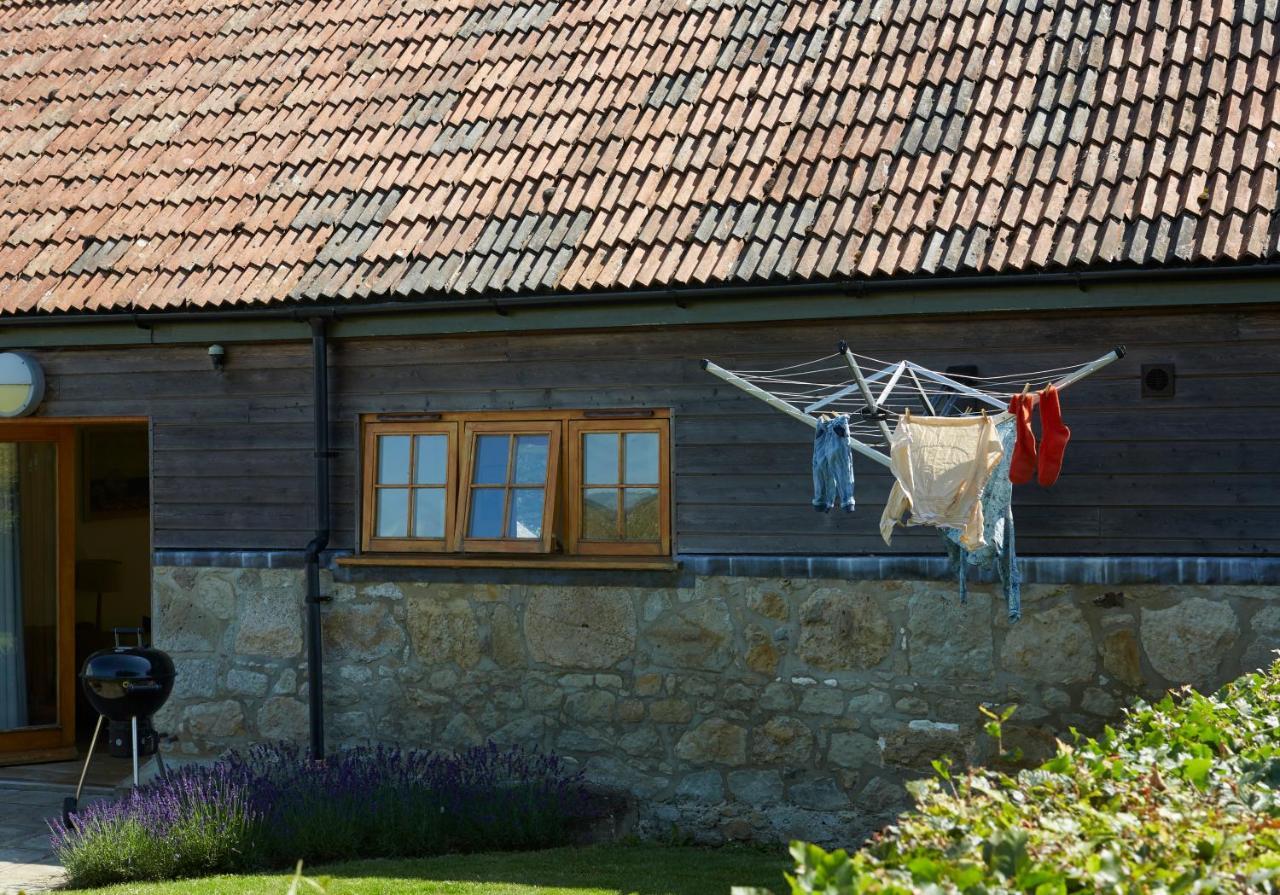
top-left (61, 844), bottom-right (788, 895)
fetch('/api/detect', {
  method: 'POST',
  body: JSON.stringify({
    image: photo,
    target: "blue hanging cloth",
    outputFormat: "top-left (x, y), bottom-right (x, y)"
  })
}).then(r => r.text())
top-left (939, 418), bottom-right (1021, 622)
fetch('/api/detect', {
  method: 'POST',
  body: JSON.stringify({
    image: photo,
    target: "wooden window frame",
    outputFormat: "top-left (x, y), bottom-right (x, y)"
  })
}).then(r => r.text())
top-left (356, 410), bottom-right (671, 562)
top-left (360, 421), bottom-right (459, 553)
top-left (565, 418), bottom-right (671, 556)
top-left (455, 420), bottom-right (561, 554)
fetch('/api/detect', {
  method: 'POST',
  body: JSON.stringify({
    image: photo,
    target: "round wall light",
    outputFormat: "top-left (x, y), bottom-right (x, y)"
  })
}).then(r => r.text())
top-left (0, 352), bottom-right (45, 418)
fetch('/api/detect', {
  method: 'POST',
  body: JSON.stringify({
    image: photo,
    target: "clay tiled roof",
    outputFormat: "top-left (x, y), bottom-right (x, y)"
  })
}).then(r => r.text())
top-left (0, 0), bottom-right (1278, 316)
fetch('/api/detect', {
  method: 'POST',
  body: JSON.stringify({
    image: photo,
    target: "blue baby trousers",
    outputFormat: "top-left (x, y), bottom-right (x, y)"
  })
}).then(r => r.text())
top-left (812, 415), bottom-right (856, 513)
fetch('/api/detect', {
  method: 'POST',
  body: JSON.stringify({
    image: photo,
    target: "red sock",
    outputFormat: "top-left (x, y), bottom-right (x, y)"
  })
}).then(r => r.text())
top-left (1008, 393), bottom-right (1037, 485)
top-left (1037, 384), bottom-right (1070, 487)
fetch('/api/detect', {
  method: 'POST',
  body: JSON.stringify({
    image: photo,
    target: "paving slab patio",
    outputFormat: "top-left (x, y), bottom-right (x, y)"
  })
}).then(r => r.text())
top-left (0, 782), bottom-right (111, 894)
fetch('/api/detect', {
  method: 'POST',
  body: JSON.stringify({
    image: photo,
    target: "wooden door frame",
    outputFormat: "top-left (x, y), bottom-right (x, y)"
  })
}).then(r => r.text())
top-left (0, 422), bottom-right (78, 760)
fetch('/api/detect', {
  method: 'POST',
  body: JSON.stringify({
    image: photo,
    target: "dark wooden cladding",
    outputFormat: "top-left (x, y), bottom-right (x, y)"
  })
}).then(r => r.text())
top-left (25, 305), bottom-right (1280, 556)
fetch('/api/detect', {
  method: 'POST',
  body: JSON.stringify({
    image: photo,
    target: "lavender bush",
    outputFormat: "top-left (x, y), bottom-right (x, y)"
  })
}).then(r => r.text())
top-left (51, 742), bottom-right (595, 888)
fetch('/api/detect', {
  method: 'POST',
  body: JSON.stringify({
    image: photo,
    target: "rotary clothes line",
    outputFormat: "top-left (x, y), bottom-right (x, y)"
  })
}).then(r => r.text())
top-left (700, 344), bottom-right (1125, 622)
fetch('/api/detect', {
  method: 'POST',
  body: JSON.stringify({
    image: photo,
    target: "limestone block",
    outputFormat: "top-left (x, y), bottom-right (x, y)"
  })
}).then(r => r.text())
top-left (183, 700), bottom-right (244, 741)
top-left (675, 719), bottom-right (748, 766)
top-left (644, 600), bottom-right (734, 670)
top-left (728, 770), bottom-right (784, 804)
top-left (1100, 624), bottom-right (1145, 688)
top-left (881, 720), bottom-right (972, 769)
top-left (634, 673), bottom-right (663, 696)
top-left (225, 668), bottom-right (269, 698)
top-left (847, 689), bottom-right (891, 714)
top-left (153, 573), bottom-right (230, 653)
top-left (675, 770), bottom-right (724, 803)
top-left (894, 695), bottom-right (929, 715)
top-left (234, 576), bottom-right (303, 658)
top-left (789, 778), bottom-right (849, 810)
top-left (649, 698), bottom-right (694, 724)
top-left (256, 697), bottom-right (308, 743)
top-left (906, 588), bottom-right (994, 678)
top-left (490, 604), bottom-right (525, 667)
top-left (564, 690), bottom-right (616, 722)
top-left (170, 658), bottom-right (218, 699)
top-left (856, 776), bottom-right (911, 815)
top-left (1246, 608), bottom-right (1280, 671)
top-left (440, 713), bottom-right (483, 749)
top-left (749, 586), bottom-right (790, 621)
top-left (524, 587), bottom-right (636, 669)
top-left (1254, 605), bottom-right (1280, 636)
top-left (618, 726), bottom-right (663, 758)
top-left (1241, 637), bottom-right (1280, 673)
top-left (1001, 604), bottom-right (1095, 684)
top-left (524, 681), bottom-right (563, 711)
top-left (744, 625), bottom-right (780, 675)
top-left (273, 669), bottom-right (297, 695)
top-left (828, 731), bottom-right (879, 769)
top-left (797, 589), bottom-right (892, 671)
top-left (1141, 598), bottom-right (1239, 687)
top-left (616, 699), bottom-right (645, 723)
top-left (751, 716), bottom-right (815, 765)
top-left (406, 595), bottom-right (481, 668)
top-left (759, 681), bottom-right (796, 711)
top-left (1080, 688), bottom-right (1119, 717)
top-left (323, 601), bottom-right (405, 662)
top-left (491, 716), bottom-right (545, 747)
top-left (799, 688), bottom-right (847, 716)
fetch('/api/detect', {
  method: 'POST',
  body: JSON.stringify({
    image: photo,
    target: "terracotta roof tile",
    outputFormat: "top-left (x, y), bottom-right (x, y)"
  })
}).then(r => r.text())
top-left (0, 0), bottom-right (1276, 315)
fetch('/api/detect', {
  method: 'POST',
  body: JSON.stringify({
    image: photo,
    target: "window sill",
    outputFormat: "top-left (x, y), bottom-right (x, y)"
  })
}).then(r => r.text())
top-left (337, 554), bottom-right (680, 571)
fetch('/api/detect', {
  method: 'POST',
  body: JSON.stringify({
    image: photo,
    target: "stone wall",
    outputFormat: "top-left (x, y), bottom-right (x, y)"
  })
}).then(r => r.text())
top-left (152, 565), bottom-right (1279, 845)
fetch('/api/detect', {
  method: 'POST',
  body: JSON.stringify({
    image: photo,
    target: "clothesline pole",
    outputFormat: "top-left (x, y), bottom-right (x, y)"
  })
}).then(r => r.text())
top-left (837, 342), bottom-right (894, 446)
top-left (701, 359), bottom-right (894, 468)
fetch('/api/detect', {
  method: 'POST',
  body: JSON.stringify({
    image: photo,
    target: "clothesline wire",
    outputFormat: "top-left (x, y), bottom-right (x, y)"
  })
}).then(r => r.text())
top-left (716, 350), bottom-right (1097, 426)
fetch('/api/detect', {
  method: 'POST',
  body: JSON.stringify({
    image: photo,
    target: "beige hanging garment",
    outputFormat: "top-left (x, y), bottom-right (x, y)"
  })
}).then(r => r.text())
top-left (879, 410), bottom-right (1006, 550)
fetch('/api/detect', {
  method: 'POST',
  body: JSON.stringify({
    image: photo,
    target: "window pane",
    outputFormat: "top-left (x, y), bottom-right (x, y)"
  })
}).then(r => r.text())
top-left (377, 435), bottom-right (411, 484)
top-left (513, 435), bottom-right (549, 484)
top-left (582, 488), bottom-right (618, 539)
top-left (624, 488), bottom-right (660, 540)
top-left (414, 435), bottom-right (448, 485)
top-left (624, 432), bottom-right (659, 484)
top-left (375, 488), bottom-right (410, 537)
top-left (583, 433), bottom-right (619, 484)
top-left (507, 488), bottom-right (545, 538)
top-left (413, 489), bottom-right (446, 538)
top-left (468, 488), bottom-right (504, 538)
top-left (473, 435), bottom-right (509, 484)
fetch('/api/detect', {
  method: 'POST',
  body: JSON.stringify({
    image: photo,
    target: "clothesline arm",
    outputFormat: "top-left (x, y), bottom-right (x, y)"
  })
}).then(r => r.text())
top-left (701, 359), bottom-right (894, 468)
top-left (1050, 346), bottom-right (1126, 390)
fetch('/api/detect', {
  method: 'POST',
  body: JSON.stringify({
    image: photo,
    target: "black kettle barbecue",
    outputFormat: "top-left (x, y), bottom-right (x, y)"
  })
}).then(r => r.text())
top-left (64, 627), bottom-right (176, 825)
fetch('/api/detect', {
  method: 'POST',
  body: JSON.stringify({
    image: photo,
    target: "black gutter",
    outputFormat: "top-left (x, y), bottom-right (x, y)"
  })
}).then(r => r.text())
top-left (1, 262), bottom-right (1278, 328)
top-left (304, 316), bottom-right (332, 761)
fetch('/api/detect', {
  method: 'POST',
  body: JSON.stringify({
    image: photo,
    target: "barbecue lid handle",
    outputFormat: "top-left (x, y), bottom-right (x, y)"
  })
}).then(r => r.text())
top-left (113, 626), bottom-right (145, 648)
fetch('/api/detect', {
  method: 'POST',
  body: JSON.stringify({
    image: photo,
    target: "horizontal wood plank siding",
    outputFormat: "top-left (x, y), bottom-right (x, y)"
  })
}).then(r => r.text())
top-left (23, 305), bottom-right (1280, 556)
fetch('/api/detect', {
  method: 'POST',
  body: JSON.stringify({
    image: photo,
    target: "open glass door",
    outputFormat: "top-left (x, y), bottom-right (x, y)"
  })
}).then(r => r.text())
top-left (0, 426), bottom-right (75, 761)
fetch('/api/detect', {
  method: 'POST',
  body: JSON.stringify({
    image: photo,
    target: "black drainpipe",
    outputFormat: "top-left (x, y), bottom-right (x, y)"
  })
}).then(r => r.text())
top-left (304, 316), bottom-right (332, 761)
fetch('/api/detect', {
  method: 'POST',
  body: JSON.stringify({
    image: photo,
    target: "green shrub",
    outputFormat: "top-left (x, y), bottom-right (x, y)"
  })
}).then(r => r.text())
top-left (780, 659), bottom-right (1280, 894)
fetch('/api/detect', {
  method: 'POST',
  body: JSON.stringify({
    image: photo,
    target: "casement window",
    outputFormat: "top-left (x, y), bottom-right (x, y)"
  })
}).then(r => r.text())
top-left (359, 411), bottom-right (670, 559)
top-left (361, 422), bottom-right (458, 552)
top-left (565, 419), bottom-right (670, 556)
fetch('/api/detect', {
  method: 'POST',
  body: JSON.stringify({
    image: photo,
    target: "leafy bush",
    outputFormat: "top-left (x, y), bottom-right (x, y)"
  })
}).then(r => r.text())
top-left (52, 742), bottom-right (595, 888)
top-left (780, 659), bottom-right (1280, 894)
